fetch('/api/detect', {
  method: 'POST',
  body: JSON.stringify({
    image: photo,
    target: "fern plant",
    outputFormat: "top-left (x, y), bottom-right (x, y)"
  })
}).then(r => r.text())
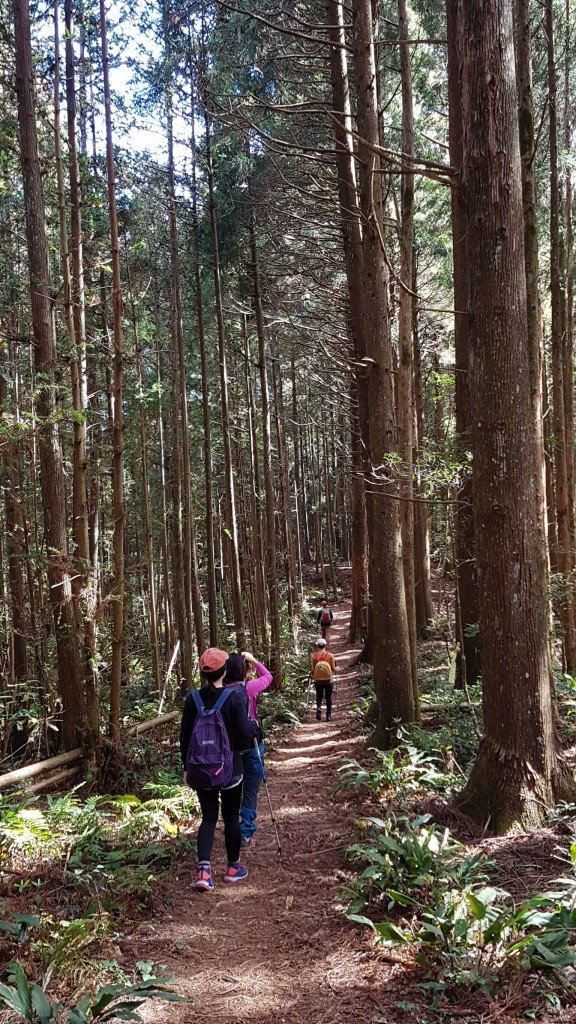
top-left (0, 962), bottom-right (183, 1023)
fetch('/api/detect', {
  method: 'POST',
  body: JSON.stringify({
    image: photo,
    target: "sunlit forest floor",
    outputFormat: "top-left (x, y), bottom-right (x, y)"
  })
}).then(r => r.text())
top-left (3, 586), bottom-right (576, 1022)
top-left (129, 599), bottom-right (576, 1024)
top-left (131, 602), bottom-right (387, 1024)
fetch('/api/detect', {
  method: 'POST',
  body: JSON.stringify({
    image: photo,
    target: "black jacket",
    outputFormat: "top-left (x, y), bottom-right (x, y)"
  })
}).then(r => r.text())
top-left (180, 683), bottom-right (258, 780)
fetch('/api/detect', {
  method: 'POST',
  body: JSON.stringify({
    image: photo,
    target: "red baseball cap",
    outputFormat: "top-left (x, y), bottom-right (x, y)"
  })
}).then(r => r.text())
top-left (321, 600), bottom-right (327, 606)
top-left (199, 648), bottom-right (229, 673)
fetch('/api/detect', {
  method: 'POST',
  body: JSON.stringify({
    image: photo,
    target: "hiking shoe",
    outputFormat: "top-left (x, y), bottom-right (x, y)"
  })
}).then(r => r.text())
top-left (326, 714), bottom-right (332, 722)
top-left (316, 708), bottom-right (321, 721)
top-left (224, 861), bottom-right (248, 883)
top-left (196, 863), bottom-right (214, 892)
top-left (240, 835), bottom-right (254, 848)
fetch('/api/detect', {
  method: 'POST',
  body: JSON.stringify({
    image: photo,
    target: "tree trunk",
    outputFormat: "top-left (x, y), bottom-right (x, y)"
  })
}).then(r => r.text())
top-left (349, 393), bottom-right (369, 643)
top-left (455, 0), bottom-right (574, 832)
top-left (272, 341), bottom-right (299, 617)
top-left (446, 0), bottom-right (481, 687)
top-left (353, 0), bottom-right (414, 742)
top-left (54, 0), bottom-right (99, 751)
top-left (250, 215), bottom-right (281, 685)
top-left (99, 0), bottom-right (124, 747)
top-left (546, 0), bottom-right (576, 670)
top-left (564, 0), bottom-right (576, 635)
top-left (13, 0), bottom-right (84, 749)
top-left (190, 74), bottom-right (218, 647)
top-left (397, 0), bottom-right (419, 717)
top-left (204, 101), bottom-right (245, 649)
top-left (412, 254), bottom-right (433, 633)
top-left (242, 319), bottom-right (268, 652)
top-left (0, 353), bottom-right (28, 683)
top-left (326, 0), bottom-right (371, 649)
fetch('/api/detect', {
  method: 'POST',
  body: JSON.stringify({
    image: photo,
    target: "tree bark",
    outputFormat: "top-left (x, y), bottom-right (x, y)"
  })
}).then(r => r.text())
top-left (546, 0), bottom-right (576, 670)
top-left (326, 0), bottom-right (371, 649)
top-left (0, 353), bottom-right (28, 683)
top-left (99, 0), bottom-right (124, 747)
top-left (455, 0), bottom-right (574, 832)
top-left (397, 0), bottom-right (419, 716)
top-left (353, 0), bottom-right (414, 742)
top-left (13, 0), bottom-right (84, 750)
top-left (250, 215), bottom-right (282, 685)
top-left (190, 73), bottom-right (218, 648)
top-left (54, 0), bottom-right (99, 751)
top-left (446, 0), bottom-right (481, 687)
top-left (204, 101), bottom-right (245, 649)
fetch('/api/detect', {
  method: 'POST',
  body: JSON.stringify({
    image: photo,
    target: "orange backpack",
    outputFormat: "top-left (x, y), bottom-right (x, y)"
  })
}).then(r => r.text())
top-left (312, 651), bottom-right (333, 681)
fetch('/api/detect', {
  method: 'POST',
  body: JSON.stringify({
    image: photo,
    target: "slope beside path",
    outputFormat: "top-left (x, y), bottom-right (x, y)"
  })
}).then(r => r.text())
top-left (135, 602), bottom-right (388, 1024)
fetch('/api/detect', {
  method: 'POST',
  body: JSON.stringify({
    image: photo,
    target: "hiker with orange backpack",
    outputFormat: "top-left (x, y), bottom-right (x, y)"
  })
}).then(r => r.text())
top-left (310, 637), bottom-right (336, 722)
top-left (317, 599), bottom-right (333, 641)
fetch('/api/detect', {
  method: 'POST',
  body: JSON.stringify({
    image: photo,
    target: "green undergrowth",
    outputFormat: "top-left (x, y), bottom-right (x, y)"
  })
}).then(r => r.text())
top-left (0, 781), bottom-right (195, 1020)
top-left (0, 780), bottom-right (197, 905)
top-left (338, 740), bottom-right (576, 1016)
top-left (0, 957), bottom-right (182, 1023)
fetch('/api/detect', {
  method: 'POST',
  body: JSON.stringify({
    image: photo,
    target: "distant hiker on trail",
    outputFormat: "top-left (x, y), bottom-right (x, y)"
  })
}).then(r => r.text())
top-left (310, 637), bottom-right (336, 722)
top-left (317, 599), bottom-right (333, 641)
top-left (224, 651), bottom-right (273, 848)
top-left (180, 647), bottom-right (258, 892)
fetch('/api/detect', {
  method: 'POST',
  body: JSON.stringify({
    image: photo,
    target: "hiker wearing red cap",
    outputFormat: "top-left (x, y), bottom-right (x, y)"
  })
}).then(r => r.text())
top-left (316, 599), bottom-right (334, 642)
top-left (180, 648), bottom-right (258, 892)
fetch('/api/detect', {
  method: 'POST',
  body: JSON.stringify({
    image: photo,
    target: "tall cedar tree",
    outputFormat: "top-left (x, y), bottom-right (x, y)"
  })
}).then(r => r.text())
top-left (454, 0), bottom-right (574, 831)
top-left (13, 0), bottom-right (84, 749)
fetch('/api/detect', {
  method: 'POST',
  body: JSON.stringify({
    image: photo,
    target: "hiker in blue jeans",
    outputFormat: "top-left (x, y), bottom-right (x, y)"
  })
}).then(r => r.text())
top-left (224, 651), bottom-right (272, 847)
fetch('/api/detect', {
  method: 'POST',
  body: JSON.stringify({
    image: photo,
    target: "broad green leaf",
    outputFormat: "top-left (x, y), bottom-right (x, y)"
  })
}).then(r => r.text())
top-left (31, 984), bottom-right (57, 1023)
top-left (0, 982), bottom-right (28, 1017)
top-left (10, 963), bottom-right (32, 1018)
top-left (386, 889), bottom-right (419, 907)
top-left (347, 913), bottom-right (376, 930)
top-left (373, 921), bottom-right (408, 944)
top-left (466, 893), bottom-right (487, 920)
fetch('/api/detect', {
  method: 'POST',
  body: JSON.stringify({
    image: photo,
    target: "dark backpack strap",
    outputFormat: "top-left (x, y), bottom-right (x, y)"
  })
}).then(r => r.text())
top-left (191, 686), bottom-right (232, 717)
top-left (212, 687), bottom-right (232, 715)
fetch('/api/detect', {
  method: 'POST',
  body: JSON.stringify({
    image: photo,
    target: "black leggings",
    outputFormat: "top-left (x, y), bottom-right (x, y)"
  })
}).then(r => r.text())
top-left (195, 781), bottom-right (242, 864)
top-left (315, 681), bottom-right (333, 716)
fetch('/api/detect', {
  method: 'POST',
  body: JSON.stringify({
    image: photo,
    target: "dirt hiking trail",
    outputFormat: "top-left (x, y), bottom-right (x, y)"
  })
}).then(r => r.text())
top-left (134, 601), bottom-right (389, 1024)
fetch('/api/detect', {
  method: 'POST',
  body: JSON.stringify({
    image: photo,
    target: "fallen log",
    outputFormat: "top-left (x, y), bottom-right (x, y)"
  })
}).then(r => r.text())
top-left (25, 765), bottom-right (83, 795)
top-left (0, 747), bottom-right (84, 791)
top-left (0, 710), bottom-right (179, 792)
top-left (126, 711), bottom-right (178, 737)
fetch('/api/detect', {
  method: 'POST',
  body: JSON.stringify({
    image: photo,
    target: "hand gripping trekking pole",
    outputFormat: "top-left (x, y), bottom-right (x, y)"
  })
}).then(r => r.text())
top-left (254, 738), bottom-right (282, 857)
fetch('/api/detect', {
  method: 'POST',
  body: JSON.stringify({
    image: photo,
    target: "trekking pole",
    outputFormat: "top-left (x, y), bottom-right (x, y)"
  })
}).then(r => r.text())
top-left (305, 675), bottom-right (312, 718)
top-left (254, 739), bottom-right (283, 857)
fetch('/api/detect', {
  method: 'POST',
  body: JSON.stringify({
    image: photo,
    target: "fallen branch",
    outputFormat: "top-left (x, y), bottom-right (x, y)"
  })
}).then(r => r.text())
top-left (0, 747), bottom-right (84, 790)
top-left (0, 709), bottom-right (180, 791)
top-left (25, 765), bottom-right (82, 795)
top-left (127, 711), bottom-right (179, 736)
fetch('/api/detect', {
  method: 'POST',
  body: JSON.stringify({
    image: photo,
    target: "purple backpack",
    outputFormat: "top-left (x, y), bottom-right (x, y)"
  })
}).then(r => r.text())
top-left (186, 688), bottom-right (234, 788)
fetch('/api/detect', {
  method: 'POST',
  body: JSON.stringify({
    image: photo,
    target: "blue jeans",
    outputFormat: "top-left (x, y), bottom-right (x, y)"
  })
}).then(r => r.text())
top-left (240, 742), bottom-right (265, 839)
